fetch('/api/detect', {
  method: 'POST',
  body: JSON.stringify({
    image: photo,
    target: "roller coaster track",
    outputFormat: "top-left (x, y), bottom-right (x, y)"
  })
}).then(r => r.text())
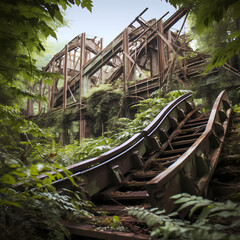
top-left (50, 91), bottom-right (231, 239)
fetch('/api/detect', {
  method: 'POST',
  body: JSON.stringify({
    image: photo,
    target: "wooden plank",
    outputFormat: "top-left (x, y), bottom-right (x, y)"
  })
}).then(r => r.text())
top-left (105, 190), bottom-right (148, 200)
top-left (62, 221), bottom-right (149, 240)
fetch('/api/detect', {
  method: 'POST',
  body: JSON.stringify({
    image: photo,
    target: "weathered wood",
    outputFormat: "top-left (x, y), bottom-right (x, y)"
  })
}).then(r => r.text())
top-left (123, 28), bottom-right (130, 95)
top-left (157, 20), bottom-right (166, 85)
top-left (63, 44), bottom-right (68, 111)
top-left (79, 33), bottom-right (86, 140)
top-left (38, 79), bottom-right (42, 114)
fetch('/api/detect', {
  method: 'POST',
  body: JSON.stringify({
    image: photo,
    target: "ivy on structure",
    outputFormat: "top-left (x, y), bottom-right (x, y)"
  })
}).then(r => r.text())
top-left (86, 84), bottom-right (124, 136)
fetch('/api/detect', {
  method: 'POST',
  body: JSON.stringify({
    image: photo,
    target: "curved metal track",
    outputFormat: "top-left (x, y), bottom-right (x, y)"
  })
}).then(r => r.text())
top-left (53, 91), bottom-right (231, 239)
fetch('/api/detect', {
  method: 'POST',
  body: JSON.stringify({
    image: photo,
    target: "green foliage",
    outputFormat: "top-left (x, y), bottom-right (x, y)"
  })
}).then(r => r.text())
top-left (167, 0), bottom-right (240, 69)
top-left (0, 0), bottom-right (94, 238)
top-left (128, 193), bottom-right (240, 239)
top-left (0, 159), bottom-right (95, 240)
top-left (53, 136), bottom-right (114, 165)
top-left (233, 104), bottom-right (240, 113)
top-left (0, 0), bottom-right (93, 107)
top-left (108, 90), bottom-right (191, 142)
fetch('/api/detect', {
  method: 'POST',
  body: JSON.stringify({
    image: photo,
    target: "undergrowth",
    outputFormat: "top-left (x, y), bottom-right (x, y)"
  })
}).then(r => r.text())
top-left (128, 193), bottom-right (240, 240)
top-left (0, 105), bottom-right (96, 239)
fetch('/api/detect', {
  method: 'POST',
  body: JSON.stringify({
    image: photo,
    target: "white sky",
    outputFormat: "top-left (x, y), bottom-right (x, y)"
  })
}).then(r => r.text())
top-left (55, 0), bottom-right (184, 47)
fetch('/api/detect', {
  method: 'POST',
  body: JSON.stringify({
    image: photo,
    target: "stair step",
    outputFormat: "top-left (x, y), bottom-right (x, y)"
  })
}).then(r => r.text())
top-left (96, 205), bottom-right (127, 214)
top-left (182, 121), bottom-right (208, 129)
top-left (122, 180), bottom-right (148, 188)
top-left (173, 132), bottom-right (202, 141)
top-left (104, 191), bottom-right (148, 200)
top-left (171, 138), bottom-right (196, 147)
top-left (131, 171), bottom-right (162, 179)
top-left (160, 147), bottom-right (189, 157)
top-left (187, 116), bottom-right (209, 123)
top-left (180, 124), bottom-right (206, 134)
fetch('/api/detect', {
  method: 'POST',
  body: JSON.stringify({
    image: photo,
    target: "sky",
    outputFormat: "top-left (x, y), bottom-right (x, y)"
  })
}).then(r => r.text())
top-left (55, 0), bottom-right (184, 47)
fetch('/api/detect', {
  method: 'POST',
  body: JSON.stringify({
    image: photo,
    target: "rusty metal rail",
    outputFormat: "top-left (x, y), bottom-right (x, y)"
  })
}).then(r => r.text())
top-left (50, 91), bottom-right (231, 239)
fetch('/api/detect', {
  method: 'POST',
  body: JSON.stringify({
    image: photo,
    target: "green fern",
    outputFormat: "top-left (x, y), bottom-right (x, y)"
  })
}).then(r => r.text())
top-left (127, 193), bottom-right (240, 240)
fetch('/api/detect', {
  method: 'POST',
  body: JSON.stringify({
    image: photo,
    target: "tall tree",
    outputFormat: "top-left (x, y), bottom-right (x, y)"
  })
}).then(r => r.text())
top-left (0, 0), bottom-right (93, 105)
top-left (167, 0), bottom-right (240, 69)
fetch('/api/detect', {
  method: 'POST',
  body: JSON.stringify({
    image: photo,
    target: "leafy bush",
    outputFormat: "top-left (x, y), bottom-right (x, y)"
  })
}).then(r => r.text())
top-left (0, 160), bottom-right (95, 240)
top-left (0, 104), bottom-right (96, 239)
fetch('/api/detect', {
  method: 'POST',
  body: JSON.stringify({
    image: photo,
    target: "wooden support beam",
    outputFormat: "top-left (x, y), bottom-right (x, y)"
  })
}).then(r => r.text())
top-left (123, 28), bottom-right (130, 95)
top-left (27, 86), bottom-right (34, 116)
top-left (63, 44), bottom-right (68, 111)
top-left (149, 46), bottom-right (159, 77)
top-left (157, 20), bottom-right (166, 85)
top-left (48, 85), bottom-right (51, 111)
top-left (99, 37), bottom-right (103, 83)
top-left (167, 30), bottom-right (172, 61)
top-left (123, 51), bottom-right (147, 79)
top-left (79, 33), bottom-right (86, 140)
top-left (51, 63), bottom-right (56, 108)
top-left (38, 79), bottom-right (42, 114)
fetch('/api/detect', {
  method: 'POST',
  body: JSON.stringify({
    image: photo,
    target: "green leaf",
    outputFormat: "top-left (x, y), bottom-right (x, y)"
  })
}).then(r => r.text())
top-left (75, 0), bottom-right (81, 6)
top-left (81, 0), bottom-right (93, 12)
top-left (177, 200), bottom-right (198, 212)
top-left (0, 174), bottom-right (16, 185)
top-left (0, 199), bottom-right (22, 208)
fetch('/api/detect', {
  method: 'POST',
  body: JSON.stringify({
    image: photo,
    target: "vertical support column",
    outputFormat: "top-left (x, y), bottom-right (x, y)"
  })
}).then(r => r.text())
top-left (73, 49), bottom-right (76, 69)
top-left (123, 28), bottom-right (130, 95)
top-left (99, 37), bottom-right (103, 84)
top-left (27, 86), bottom-right (33, 117)
top-left (38, 79), bottom-right (42, 114)
top-left (167, 30), bottom-right (172, 62)
top-left (48, 85), bottom-right (51, 111)
top-left (63, 44), bottom-right (68, 111)
top-left (149, 45), bottom-right (159, 77)
top-left (183, 33), bottom-right (187, 81)
top-left (47, 65), bottom-right (52, 112)
top-left (157, 20), bottom-right (166, 86)
top-left (51, 62), bottom-right (56, 108)
top-left (79, 32), bottom-right (86, 140)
